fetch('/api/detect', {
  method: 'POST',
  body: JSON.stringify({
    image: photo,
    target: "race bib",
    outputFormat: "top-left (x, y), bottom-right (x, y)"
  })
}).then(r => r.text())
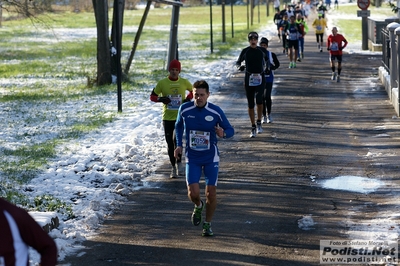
top-left (317, 26), bottom-right (322, 31)
top-left (330, 42), bottom-right (339, 51)
top-left (167, 95), bottom-right (182, 110)
top-left (289, 32), bottom-right (298, 40)
top-left (189, 130), bottom-right (211, 151)
top-left (249, 73), bottom-right (262, 86)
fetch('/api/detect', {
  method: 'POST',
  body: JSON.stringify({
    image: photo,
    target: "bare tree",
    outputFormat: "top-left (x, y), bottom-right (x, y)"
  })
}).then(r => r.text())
top-left (92, 0), bottom-right (125, 86)
top-left (0, 0), bottom-right (53, 26)
top-left (92, 0), bottom-right (112, 85)
top-left (2, 0), bottom-right (123, 86)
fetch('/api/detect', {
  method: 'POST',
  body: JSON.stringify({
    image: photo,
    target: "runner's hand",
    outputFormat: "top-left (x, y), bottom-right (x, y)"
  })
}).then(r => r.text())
top-left (238, 65), bottom-right (245, 71)
top-left (215, 124), bottom-right (224, 138)
top-left (157, 97), bottom-right (171, 104)
top-left (174, 147), bottom-right (182, 159)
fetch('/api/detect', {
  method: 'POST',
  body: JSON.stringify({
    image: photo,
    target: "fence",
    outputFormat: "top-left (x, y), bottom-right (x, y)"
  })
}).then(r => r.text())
top-left (381, 27), bottom-right (390, 71)
top-left (368, 18), bottom-right (387, 45)
top-left (378, 20), bottom-right (400, 116)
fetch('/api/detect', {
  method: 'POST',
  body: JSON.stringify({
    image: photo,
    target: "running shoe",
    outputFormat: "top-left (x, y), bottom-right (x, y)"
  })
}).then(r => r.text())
top-left (297, 58), bottom-right (301, 62)
top-left (331, 72), bottom-right (336, 80)
top-left (191, 200), bottom-right (204, 226)
top-left (293, 62), bottom-right (297, 68)
top-left (320, 48), bottom-right (323, 52)
top-left (170, 166), bottom-right (177, 178)
top-left (202, 222), bottom-right (214, 237)
top-left (256, 122), bottom-right (263, 134)
top-left (250, 126), bottom-right (256, 138)
top-left (337, 75), bottom-right (340, 83)
top-left (267, 115), bottom-right (272, 123)
top-left (288, 62), bottom-right (293, 68)
top-left (301, 53), bottom-right (304, 59)
top-left (262, 116), bottom-right (267, 124)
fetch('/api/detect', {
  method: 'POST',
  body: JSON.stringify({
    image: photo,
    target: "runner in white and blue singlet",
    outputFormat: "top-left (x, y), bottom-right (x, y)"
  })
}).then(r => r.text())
top-left (174, 80), bottom-right (234, 237)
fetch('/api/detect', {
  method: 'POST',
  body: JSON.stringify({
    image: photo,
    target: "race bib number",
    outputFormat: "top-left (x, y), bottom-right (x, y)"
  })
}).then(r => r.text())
top-left (330, 42), bottom-right (339, 51)
top-left (316, 26), bottom-right (322, 31)
top-left (167, 95), bottom-right (182, 110)
top-left (189, 130), bottom-right (211, 151)
top-left (249, 73), bottom-right (262, 86)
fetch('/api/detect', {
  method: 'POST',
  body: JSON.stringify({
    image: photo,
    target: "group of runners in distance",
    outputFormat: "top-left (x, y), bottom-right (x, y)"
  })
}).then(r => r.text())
top-left (237, 0), bottom-right (347, 138)
top-left (273, 0), bottom-right (347, 69)
top-left (149, 0), bottom-right (348, 238)
top-left (273, 0), bottom-right (347, 72)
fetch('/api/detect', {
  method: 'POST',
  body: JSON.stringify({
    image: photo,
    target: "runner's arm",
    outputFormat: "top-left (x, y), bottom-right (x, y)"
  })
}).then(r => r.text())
top-left (150, 88), bottom-right (159, 102)
top-left (150, 88), bottom-right (171, 104)
top-left (217, 108), bottom-right (234, 139)
top-left (327, 36), bottom-right (331, 50)
top-left (341, 38), bottom-right (348, 50)
top-left (271, 53), bottom-right (280, 70)
top-left (14, 203), bottom-right (58, 266)
top-left (175, 106), bottom-right (185, 147)
top-left (184, 91), bottom-right (193, 102)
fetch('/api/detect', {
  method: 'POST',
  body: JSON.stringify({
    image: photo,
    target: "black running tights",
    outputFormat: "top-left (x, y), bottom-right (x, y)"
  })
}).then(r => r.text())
top-left (163, 120), bottom-right (181, 167)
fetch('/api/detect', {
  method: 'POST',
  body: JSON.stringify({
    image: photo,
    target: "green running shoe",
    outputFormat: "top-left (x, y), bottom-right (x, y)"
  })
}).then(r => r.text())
top-left (191, 200), bottom-right (204, 226)
top-left (202, 222), bottom-right (213, 237)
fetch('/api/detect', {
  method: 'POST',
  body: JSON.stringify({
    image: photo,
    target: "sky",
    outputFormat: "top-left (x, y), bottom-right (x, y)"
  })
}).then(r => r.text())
top-left (0, 5), bottom-right (396, 265)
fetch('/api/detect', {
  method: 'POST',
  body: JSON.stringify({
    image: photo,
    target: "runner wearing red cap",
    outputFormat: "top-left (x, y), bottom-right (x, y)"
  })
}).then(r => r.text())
top-left (150, 59), bottom-right (193, 178)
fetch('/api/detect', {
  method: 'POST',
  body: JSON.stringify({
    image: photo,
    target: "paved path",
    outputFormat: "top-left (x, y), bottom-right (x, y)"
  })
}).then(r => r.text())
top-left (62, 16), bottom-right (400, 266)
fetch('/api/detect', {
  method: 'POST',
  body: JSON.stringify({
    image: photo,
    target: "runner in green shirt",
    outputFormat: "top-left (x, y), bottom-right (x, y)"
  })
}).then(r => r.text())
top-left (150, 59), bottom-right (193, 178)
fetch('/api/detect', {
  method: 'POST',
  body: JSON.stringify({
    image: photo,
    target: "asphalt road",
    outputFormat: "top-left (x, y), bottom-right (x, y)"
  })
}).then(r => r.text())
top-left (62, 16), bottom-right (400, 266)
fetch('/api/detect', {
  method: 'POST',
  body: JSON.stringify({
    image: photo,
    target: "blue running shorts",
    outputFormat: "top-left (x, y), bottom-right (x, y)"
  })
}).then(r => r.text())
top-left (186, 161), bottom-right (219, 186)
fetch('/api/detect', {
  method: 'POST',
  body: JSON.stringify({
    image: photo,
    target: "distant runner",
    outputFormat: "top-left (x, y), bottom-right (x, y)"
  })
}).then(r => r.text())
top-left (312, 13), bottom-right (328, 52)
top-left (327, 27), bottom-right (348, 82)
top-left (236, 32), bottom-right (270, 138)
top-left (259, 37), bottom-right (280, 124)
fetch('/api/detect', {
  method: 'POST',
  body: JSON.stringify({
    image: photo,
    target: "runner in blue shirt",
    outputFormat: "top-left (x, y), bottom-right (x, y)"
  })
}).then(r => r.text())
top-left (174, 80), bottom-right (234, 237)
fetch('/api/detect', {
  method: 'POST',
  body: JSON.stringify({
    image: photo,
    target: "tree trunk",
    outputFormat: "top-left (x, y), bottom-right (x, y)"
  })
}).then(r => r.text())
top-left (0, 1), bottom-right (2, 28)
top-left (92, 0), bottom-right (112, 86)
top-left (111, 0), bottom-right (125, 77)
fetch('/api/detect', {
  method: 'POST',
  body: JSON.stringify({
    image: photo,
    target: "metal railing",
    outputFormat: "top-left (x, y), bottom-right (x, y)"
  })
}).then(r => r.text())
top-left (381, 27), bottom-right (390, 71)
top-left (379, 21), bottom-right (400, 116)
top-left (368, 18), bottom-right (387, 44)
top-left (381, 22), bottom-right (399, 79)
